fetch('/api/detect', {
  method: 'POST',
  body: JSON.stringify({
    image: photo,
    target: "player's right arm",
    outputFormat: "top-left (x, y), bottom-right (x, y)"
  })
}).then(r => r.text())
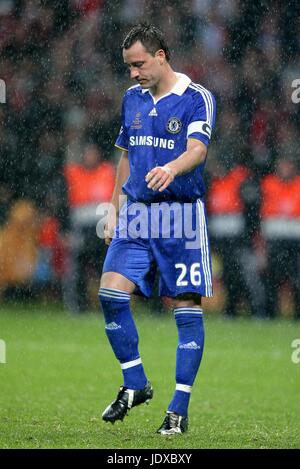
top-left (104, 150), bottom-right (129, 245)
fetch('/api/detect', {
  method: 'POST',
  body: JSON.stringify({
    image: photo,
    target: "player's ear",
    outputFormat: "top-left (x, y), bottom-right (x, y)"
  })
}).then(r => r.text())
top-left (155, 49), bottom-right (166, 65)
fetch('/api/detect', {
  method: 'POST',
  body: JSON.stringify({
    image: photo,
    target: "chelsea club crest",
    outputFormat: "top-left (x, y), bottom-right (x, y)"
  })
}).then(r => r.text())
top-left (166, 117), bottom-right (182, 134)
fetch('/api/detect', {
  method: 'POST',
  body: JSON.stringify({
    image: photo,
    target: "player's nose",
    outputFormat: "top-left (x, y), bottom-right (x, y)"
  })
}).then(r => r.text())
top-left (130, 68), bottom-right (139, 80)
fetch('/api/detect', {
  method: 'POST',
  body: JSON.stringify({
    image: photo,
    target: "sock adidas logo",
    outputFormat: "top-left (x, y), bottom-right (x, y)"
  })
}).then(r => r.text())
top-left (148, 107), bottom-right (157, 116)
top-left (179, 341), bottom-right (201, 350)
top-left (105, 322), bottom-right (121, 330)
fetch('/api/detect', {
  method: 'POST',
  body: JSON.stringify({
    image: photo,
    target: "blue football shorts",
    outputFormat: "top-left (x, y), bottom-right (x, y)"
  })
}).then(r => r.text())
top-left (102, 198), bottom-right (213, 298)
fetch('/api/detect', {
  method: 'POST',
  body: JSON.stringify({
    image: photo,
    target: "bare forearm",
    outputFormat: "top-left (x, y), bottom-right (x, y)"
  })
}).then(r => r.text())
top-left (165, 142), bottom-right (207, 177)
top-left (145, 139), bottom-right (208, 192)
top-left (110, 151), bottom-right (130, 213)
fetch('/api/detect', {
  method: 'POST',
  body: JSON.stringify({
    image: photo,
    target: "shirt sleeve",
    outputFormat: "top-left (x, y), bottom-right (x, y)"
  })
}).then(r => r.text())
top-left (187, 88), bottom-right (216, 146)
top-left (115, 94), bottom-right (129, 151)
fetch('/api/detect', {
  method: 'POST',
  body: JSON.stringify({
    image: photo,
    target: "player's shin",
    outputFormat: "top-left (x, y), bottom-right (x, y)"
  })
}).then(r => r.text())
top-left (98, 288), bottom-right (148, 390)
top-left (167, 308), bottom-right (205, 417)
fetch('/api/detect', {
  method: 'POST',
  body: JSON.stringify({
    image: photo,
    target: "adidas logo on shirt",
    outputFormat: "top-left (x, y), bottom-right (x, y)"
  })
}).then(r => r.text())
top-left (148, 107), bottom-right (157, 116)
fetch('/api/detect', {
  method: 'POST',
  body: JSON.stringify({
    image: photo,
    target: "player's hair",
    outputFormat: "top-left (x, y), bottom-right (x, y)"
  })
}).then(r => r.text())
top-left (122, 23), bottom-right (170, 62)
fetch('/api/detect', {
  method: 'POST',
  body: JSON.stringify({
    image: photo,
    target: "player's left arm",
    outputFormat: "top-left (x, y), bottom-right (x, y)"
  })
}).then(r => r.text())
top-left (145, 138), bottom-right (207, 192)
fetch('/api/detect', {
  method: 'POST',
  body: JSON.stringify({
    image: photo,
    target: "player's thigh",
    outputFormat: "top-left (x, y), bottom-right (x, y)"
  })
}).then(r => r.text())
top-left (152, 235), bottom-right (212, 299)
top-left (100, 236), bottom-right (155, 296)
top-left (152, 199), bottom-right (212, 299)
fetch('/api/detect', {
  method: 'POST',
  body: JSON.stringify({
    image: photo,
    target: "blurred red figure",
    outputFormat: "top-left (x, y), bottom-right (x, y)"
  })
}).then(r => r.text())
top-left (71, 0), bottom-right (104, 14)
top-left (261, 156), bottom-right (300, 319)
top-left (65, 144), bottom-right (115, 208)
top-left (64, 144), bottom-right (115, 312)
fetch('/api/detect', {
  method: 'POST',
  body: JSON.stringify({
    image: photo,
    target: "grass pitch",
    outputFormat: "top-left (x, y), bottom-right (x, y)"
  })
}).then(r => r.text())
top-left (0, 302), bottom-right (299, 449)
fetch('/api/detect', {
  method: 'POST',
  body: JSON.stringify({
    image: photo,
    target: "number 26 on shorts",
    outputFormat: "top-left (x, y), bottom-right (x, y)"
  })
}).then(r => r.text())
top-left (175, 263), bottom-right (201, 286)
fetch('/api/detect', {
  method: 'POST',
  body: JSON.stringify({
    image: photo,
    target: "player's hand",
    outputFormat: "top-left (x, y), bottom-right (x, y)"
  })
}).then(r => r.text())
top-left (104, 216), bottom-right (117, 245)
top-left (104, 222), bottom-right (114, 245)
top-left (145, 165), bottom-right (176, 192)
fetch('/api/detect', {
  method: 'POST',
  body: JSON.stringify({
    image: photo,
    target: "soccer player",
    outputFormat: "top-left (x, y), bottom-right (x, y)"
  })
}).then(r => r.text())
top-left (99, 24), bottom-right (216, 435)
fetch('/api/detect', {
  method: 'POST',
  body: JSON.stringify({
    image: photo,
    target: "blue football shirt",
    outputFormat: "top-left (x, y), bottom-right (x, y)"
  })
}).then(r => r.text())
top-left (115, 73), bottom-right (216, 203)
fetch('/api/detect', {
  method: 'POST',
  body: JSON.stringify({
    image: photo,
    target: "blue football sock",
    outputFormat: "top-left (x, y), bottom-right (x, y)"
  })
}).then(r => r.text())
top-left (98, 287), bottom-right (148, 390)
top-left (168, 306), bottom-right (205, 417)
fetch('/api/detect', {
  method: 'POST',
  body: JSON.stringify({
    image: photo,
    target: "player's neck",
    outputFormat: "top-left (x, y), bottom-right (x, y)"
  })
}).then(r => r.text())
top-left (150, 67), bottom-right (178, 99)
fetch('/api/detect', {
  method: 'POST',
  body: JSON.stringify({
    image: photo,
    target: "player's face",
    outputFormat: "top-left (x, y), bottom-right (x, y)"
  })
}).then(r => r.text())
top-left (123, 41), bottom-right (164, 89)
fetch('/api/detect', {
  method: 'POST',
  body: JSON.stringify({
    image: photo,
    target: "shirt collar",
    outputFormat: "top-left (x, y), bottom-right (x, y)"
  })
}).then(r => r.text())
top-left (141, 73), bottom-right (191, 96)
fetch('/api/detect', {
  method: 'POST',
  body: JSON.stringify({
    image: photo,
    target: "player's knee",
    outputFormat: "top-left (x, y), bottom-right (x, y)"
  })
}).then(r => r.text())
top-left (100, 272), bottom-right (135, 293)
top-left (99, 272), bottom-right (115, 290)
top-left (174, 292), bottom-right (202, 308)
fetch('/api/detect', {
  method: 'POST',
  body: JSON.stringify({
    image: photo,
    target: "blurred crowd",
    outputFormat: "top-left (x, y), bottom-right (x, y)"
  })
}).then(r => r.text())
top-left (0, 0), bottom-right (299, 318)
